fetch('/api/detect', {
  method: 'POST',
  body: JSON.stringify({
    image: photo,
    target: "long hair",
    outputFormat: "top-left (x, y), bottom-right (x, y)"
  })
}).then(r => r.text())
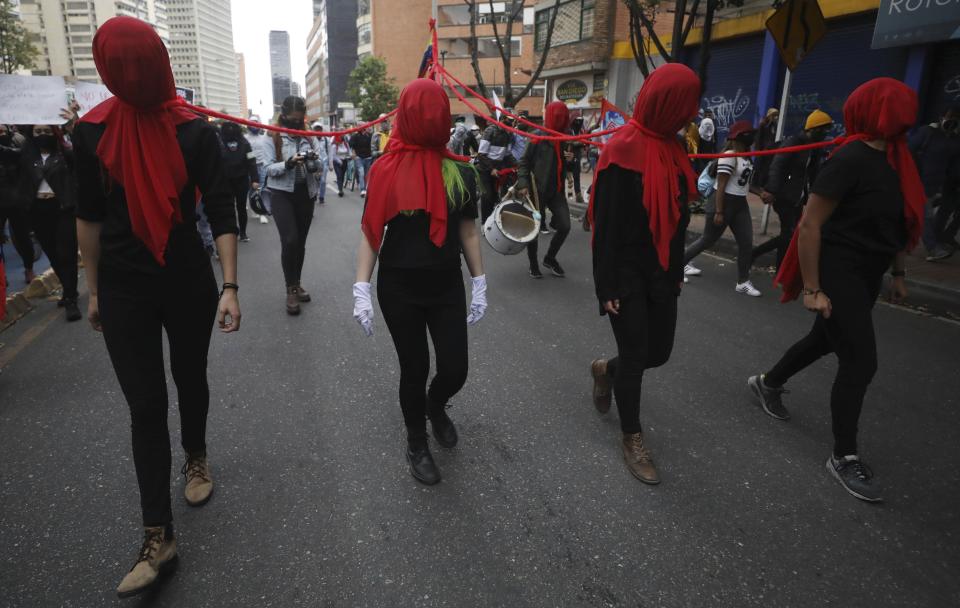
top-left (273, 96), bottom-right (307, 159)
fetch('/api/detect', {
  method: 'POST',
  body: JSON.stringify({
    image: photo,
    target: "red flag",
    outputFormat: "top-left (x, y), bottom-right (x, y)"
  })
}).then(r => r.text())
top-left (600, 98), bottom-right (627, 120)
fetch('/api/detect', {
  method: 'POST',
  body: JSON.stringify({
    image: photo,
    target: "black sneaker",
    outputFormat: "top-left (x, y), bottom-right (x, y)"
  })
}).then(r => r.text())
top-left (428, 409), bottom-right (458, 449)
top-left (543, 257), bottom-right (565, 277)
top-left (529, 266), bottom-right (543, 279)
top-left (406, 439), bottom-right (441, 485)
top-left (748, 375), bottom-right (790, 420)
top-left (827, 455), bottom-right (882, 503)
top-left (64, 299), bottom-right (82, 322)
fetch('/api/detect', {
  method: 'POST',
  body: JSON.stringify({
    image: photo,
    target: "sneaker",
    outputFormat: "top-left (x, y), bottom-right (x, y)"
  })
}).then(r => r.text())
top-left (529, 266), bottom-right (543, 279)
top-left (543, 257), bottom-right (565, 277)
top-left (259, 215), bottom-right (270, 224)
top-left (747, 374), bottom-right (790, 420)
top-left (64, 299), bottom-right (82, 323)
top-left (239, 234), bottom-right (250, 243)
top-left (684, 263), bottom-right (702, 276)
top-left (540, 228), bottom-right (551, 235)
top-left (116, 525), bottom-right (178, 598)
top-left (181, 452), bottom-right (213, 507)
top-left (338, 190), bottom-right (344, 197)
top-left (361, 190), bottom-right (367, 198)
top-left (925, 246), bottom-right (954, 262)
top-left (826, 455), bottom-right (883, 503)
top-left (735, 280), bottom-right (762, 297)
top-left (621, 432), bottom-right (660, 485)
top-left (406, 438), bottom-right (441, 485)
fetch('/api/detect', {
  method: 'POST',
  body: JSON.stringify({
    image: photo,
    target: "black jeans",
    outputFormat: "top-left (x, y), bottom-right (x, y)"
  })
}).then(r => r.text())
top-left (377, 267), bottom-right (468, 438)
top-left (333, 160), bottom-right (347, 192)
top-left (231, 179), bottom-right (249, 237)
top-left (270, 182), bottom-right (314, 287)
top-left (567, 161), bottom-right (582, 198)
top-left (605, 280), bottom-right (679, 434)
top-left (0, 207), bottom-right (34, 271)
top-left (527, 190), bottom-right (571, 267)
top-left (764, 248), bottom-right (887, 457)
top-left (98, 261), bottom-right (218, 526)
top-left (30, 198), bottom-right (78, 300)
top-left (479, 172), bottom-right (498, 224)
top-left (751, 200), bottom-right (801, 269)
top-left (684, 194), bottom-right (754, 282)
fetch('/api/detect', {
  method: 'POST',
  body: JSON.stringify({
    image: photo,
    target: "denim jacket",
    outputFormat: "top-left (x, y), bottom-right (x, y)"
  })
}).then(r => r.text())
top-left (265, 134), bottom-right (324, 196)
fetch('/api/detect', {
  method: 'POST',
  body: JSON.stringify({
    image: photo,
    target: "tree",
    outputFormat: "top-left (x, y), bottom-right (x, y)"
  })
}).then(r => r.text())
top-left (462, 0), bottom-right (562, 109)
top-left (0, 0), bottom-right (38, 74)
top-left (622, 0), bottom-right (743, 90)
top-left (346, 56), bottom-right (400, 122)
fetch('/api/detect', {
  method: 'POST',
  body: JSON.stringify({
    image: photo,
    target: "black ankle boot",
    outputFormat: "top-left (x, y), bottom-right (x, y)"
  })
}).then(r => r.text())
top-left (406, 435), bottom-right (441, 485)
top-left (427, 398), bottom-right (458, 449)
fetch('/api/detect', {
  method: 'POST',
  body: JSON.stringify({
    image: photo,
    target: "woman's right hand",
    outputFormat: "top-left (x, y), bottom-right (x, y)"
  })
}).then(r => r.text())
top-left (87, 294), bottom-right (102, 332)
top-left (713, 211), bottom-right (725, 226)
top-left (352, 282), bottom-right (375, 337)
top-left (603, 299), bottom-right (620, 315)
top-left (803, 290), bottom-right (832, 319)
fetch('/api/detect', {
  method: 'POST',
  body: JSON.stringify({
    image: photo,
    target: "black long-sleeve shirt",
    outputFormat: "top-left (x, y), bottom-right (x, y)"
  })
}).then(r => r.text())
top-left (591, 164), bottom-right (689, 312)
top-left (74, 119), bottom-right (238, 274)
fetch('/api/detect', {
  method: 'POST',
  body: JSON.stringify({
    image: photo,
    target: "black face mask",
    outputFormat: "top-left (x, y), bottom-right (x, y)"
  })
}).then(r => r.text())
top-left (0, 134), bottom-right (11, 146)
top-left (738, 134), bottom-right (756, 148)
top-left (281, 117), bottom-right (304, 130)
top-left (34, 134), bottom-right (57, 150)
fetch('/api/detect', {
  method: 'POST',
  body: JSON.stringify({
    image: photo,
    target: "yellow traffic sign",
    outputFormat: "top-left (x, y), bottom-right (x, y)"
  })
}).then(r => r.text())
top-left (766, 0), bottom-right (827, 71)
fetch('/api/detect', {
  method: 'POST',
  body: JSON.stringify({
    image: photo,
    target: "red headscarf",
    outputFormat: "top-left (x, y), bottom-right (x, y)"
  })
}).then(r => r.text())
top-left (587, 64), bottom-right (700, 269)
top-left (543, 101), bottom-right (571, 193)
top-left (80, 17), bottom-right (198, 265)
top-left (361, 79), bottom-right (469, 251)
top-left (774, 78), bottom-right (926, 302)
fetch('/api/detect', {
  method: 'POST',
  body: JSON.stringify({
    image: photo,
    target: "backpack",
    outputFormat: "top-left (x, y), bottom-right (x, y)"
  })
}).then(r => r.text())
top-left (697, 161), bottom-right (718, 197)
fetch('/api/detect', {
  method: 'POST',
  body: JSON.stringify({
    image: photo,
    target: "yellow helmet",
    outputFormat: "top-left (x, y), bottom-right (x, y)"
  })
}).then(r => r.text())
top-left (805, 109), bottom-right (833, 131)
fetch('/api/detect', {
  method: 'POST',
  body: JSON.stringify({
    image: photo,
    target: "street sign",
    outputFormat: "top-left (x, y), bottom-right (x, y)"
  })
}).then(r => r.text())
top-left (765, 0), bottom-right (826, 71)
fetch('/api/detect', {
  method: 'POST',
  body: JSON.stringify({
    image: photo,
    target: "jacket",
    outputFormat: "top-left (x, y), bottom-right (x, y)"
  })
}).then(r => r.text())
top-left (475, 125), bottom-right (516, 174)
top-left (264, 133), bottom-right (323, 197)
top-left (220, 137), bottom-right (259, 184)
top-left (516, 132), bottom-right (566, 201)
top-left (765, 134), bottom-right (820, 207)
top-left (0, 143), bottom-right (23, 209)
top-left (3, 142), bottom-right (77, 210)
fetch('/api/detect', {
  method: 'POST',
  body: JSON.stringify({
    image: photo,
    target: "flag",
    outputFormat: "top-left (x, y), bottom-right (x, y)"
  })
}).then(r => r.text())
top-left (492, 90), bottom-right (503, 120)
top-left (417, 41), bottom-right (433, 79)
top-left (600, 98), bottom-right (627, 143)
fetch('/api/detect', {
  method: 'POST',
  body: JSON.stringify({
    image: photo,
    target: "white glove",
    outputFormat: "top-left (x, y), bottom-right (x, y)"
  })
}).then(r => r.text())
top-left (466, 274), bottom-right (487, 326)
top-left (352, 282), bottom-right (374, 337)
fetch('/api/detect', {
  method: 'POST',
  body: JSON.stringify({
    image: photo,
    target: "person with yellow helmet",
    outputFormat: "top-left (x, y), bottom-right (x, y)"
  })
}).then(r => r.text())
top-left (751, 109), bottom-right (834, 269)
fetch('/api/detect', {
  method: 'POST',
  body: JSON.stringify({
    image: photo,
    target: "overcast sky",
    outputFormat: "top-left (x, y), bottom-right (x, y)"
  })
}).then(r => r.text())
top-left (232, 0), bottom-right (313, 121)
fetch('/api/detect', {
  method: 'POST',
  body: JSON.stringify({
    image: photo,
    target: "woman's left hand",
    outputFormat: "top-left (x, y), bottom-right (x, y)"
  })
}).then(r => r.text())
top-left (890, 276), bottom-right (908, 303)
top-left (218, 290), bottom-right (241, 333)
top-left (467, 274), bottom-right (487, 326)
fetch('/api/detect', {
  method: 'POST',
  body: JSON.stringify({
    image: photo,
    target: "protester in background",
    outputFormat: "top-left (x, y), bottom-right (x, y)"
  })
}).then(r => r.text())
top-left (909, 106), bottom-right (960, 261)
top-left (331, 133), bottom-right (351, 197)
top-left (73, 17), bottom-right (240, 597)
top-left (684, 121), bottom-right (700, 156)
top-left (588, 64), bottom-right (700, 485)
top-left (218, 121), bottom-right (259, 242)
top-left (465, 123), bottom-right (481, 157)
top-left (448, 117), bottom-right (470, 156)
top-left (516, 102), bottom-right (573, 279)
top-left (353, 79), bottom-right (486, 486)
top-left (476, 114), bottom-right (517, 223)
top-left (699, 109), bottom-right (716, 155)
top-left (510, 112), bottom-right (529, 161)
top-left (752, 78), bottom-right (924, 503)
top-left (0, 124), bottom-right (34, 285)
top-left (566, 116), bottom-right (586, 204)
top-left (372, 114), bottom-right (390, 161)
top-left (350, 126), bottom-right (373, 198)
top-left (245, 120), bottom-right (272, 224)
top-left (310, 121), bottom-right (330, 205)
top-left (935, 146), bottom-right (960, 250)
top-left (684, 120), bottom-right (763, 297)
top-left (265, 96), bottom-right (323, 315)
top-left (753, 108), bottom-right (780, 188)
top-left (752, 110), bottom-right (832, 270)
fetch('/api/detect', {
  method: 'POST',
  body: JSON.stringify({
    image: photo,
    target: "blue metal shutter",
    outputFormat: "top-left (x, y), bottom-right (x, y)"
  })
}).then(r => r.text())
top-left (924, 41), bottom-right (960, 123)
top-left (781, 13), bottom-right (908, 136)
top-left (685, 33), bottom-right (766, 140)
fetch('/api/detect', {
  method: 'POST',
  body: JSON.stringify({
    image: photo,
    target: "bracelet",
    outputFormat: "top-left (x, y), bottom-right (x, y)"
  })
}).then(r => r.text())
top-left (891, 270), bottom-right (906, 277)
top-left (801, 288), bottom-right (822, 296)
top-left (220, 283), bottom-right (239, 296)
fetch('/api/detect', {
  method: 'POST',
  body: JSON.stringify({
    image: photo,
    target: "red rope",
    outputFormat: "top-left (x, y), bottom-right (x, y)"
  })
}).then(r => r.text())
top-left (690, 137), bottom-right (848, 159)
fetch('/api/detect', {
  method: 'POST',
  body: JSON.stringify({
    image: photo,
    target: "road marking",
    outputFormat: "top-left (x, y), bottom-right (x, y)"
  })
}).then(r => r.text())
top-left (0, 306), bottom-right (62, 369)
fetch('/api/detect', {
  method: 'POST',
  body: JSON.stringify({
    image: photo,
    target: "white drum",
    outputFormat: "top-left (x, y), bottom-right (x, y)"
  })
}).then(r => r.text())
top-left (482, 198), bottom-right (541, 255)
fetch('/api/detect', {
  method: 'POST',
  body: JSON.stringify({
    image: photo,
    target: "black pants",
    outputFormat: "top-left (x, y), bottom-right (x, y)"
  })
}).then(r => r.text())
top-left (764, 249), bottom-right (886, 458)
top-left (30, 198), bottom-right (78, 300)
top-left (0, 207), bottom-right (34, 271)
top-left (231, 180), bottom-right (249, 237)
top-left (933, 194), bottom-right (960, 246)
top-left (333, 160), bottom-right (347, 193)
top-left (527, 190), bottom-right (571, 268)
top-left (751, 200), bottom-right (801, 269)
top-left (270, 183), bottom-right (314, 287)
top-left (377, 267), bottom-right (468, 438)
top-left (684, 194), bottom-right (753, 283)
top-left (605, 280), bottom-right (679, 434)
top-left (479, 172), bottom-right (499, 224)
top-left (567, 162), bottom-right (582, 198)
top-left (98, 261), bottom-right (218, 526)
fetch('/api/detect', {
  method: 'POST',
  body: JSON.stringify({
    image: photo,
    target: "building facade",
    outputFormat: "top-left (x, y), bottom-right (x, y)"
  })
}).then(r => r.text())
top-left (306, 0), bottom-right (358, 124)
top-left (237, 52), bottom-right (248, 118)
top-left (166, 0), bottom-right (240, 114)
top-left (270, 30), bottom-right (293, 114)
top-left (18, 0), bottom-right (169, 82)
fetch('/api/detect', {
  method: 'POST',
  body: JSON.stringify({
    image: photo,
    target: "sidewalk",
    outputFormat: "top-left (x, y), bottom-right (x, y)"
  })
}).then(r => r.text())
top-left (569, 170), bottom-right (960, 320)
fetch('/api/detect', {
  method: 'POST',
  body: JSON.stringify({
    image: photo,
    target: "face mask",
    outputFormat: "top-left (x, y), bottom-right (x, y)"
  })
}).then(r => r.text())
top-left (0, 134), bottom-right (11, 146)
top-left (248, 127), bottom-right (261, 136)
top-left (281, 117), bottom-right (304, 130)
top-left (809, 127), bottom-right (829, 143)
top-left (34, 134), bottom-right (56, 150)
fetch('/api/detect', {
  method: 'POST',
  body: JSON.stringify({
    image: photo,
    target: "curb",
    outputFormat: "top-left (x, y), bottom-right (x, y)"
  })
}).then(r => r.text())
top-left (0, 269), bottom-right (62, 333)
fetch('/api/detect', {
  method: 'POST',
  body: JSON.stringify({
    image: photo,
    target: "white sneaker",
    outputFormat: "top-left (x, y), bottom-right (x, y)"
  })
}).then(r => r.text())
top-left (259, 215), bottom-right (269, 225)
top-left (735, 281), bottom-right (762, 297)
top-left (684, 264), bottom-right (702, 277)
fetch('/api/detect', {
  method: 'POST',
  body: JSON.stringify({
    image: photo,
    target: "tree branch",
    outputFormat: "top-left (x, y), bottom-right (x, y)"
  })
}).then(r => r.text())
top-left (465, 0), bottom-right (489, 98)
top-left (681, 0), bottom-right (701, 47)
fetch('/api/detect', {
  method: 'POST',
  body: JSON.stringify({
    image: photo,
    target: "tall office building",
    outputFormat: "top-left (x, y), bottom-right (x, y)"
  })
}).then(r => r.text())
top-left (306, 0), bottom-right (358, 123)
top-left (270, 30), bottom-right (293, 114)
top-left (237, 53), bottom-right (249, 118)
top-left (166, 0), bottom-right (240, 114)
top-left (18, 0), bottom-right (169, 82)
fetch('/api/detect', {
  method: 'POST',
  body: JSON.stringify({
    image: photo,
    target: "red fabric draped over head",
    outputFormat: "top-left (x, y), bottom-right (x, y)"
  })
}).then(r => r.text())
top-left (543, 101), bottom-right (570, 193)
top-left (361, 79), bottom-right (469, 251)
top-left (774, 77), bottom-right (925, 302)
top-left (587, 64), bottom-right (701, 270)
top-left (80, 16), bottom-right (197, 265)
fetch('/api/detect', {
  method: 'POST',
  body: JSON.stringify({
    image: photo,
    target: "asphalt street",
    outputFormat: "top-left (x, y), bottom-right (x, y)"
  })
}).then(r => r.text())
top-left (1, 181), bottom-right (959, 608)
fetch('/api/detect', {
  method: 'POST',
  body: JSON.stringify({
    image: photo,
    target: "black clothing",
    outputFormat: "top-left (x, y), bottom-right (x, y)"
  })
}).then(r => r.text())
top-left (0, 208), bottom-right (33, 270)
top-left (813, 141), bottom-right (907, 257)
top-left (220, 137), bottom-right (259, 184)
top-left (765, 134), bottom-right (821, 207)
top-left (753, 120), bottom-right (778, 187)
top-left (9, 143), bottom-right (77, 210)
top-left (30, 197), bottom-right (78, 300)
top-left (231, 181), bottom-right (250, 237)
top-left (350, 132), bottom-right (373, 159)
top-left (475, 126), bottom-right (515, 174)
top-left (517, 136), bottom-right (566, 202)
top-left (0, 143), bottom-right (24, 209)
top-left (98, 261), bottom-right (218, 526)
top-left (74, 120), bottom-right (238, 274)
top-left (909, 124), bottom-right (960, 197)
top-left (751, 200), bottom-right (800, 269)
top-left (463, 131), bottom-right (480, 157)
top-left (379, 166), bottom-right (478, 270)
top-left (527, 189), bottom-right (570, 268)
top-left (591, 164), bottom-right (689, 307)
top-left (270, 182), bottom-right (314, 286)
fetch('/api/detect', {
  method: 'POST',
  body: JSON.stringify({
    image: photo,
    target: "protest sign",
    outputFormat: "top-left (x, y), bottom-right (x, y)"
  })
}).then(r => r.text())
top-left (0, 75), bottom-right (68, 125)
top-left (75, 81), bottom-right (113, 116)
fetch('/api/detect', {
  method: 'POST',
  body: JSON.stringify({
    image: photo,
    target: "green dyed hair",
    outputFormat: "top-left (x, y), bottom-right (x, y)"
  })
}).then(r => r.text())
top-left (401, 157), bottom-right (477, 216)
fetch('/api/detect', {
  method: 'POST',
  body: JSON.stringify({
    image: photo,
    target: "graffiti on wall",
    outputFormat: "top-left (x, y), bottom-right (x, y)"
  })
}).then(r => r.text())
top-left (785, 91), bottom-right (845, 138)
top-left (701, 88), bottom-right (751, 133)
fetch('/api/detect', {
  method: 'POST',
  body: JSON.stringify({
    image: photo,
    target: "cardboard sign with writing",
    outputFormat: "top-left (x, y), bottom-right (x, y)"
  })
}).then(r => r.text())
top-left (0, 75), bottom-right (68, 125)
top-left (75, 82), bottom-right (114, 117)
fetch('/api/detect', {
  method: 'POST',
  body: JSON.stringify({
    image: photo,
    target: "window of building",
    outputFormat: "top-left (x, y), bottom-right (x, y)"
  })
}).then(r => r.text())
top-left (534, 0), bottom-right (594, 52)
top-left (439, 36), bottom-right (521, 60)
top-left (358, 0), bottom-right (370, 17)
top-left (358, 22), bottom-right (371, 46)
top-left (437, 3), bottom-right (524, 27)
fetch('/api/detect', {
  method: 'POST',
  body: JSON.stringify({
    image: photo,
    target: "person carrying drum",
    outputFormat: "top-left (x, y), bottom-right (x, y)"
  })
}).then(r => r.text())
top-left (476, 112), bottom-right (517, 224)
top-left (516, 102), bottom-right (573, 279)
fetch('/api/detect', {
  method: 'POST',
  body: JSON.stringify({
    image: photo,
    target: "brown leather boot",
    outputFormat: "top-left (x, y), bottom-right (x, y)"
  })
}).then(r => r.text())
top-left (294, 284), bottom-right (311, 303)
top-left (182, 452), bottom-right (214, 507)
top-left (116, 525), bottom-right (178, 598)
top-left (286, 286), bottom-right (301, 315)
top-left (590, 359), bottom-right (612, 413)
top-left (621, 432), bottom-right (660, 485)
